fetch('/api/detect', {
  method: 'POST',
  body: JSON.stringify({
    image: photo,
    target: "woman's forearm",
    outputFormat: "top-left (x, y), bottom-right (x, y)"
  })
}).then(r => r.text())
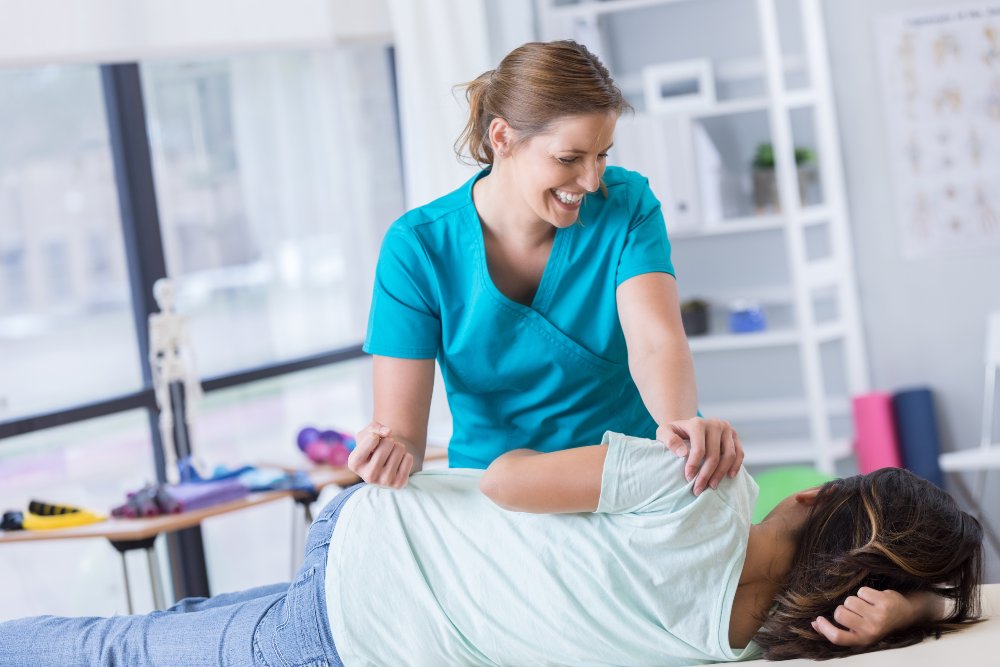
top-left (628, 336), bottom-right (699, 426)
top-left (371, 355), bottom-right (435, 471)
top-left (616, 272), bottom-right (698, 427)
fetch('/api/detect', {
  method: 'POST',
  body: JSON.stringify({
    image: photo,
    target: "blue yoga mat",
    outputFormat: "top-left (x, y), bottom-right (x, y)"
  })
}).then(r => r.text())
top-left (891, 387), bottom-right (945, 487)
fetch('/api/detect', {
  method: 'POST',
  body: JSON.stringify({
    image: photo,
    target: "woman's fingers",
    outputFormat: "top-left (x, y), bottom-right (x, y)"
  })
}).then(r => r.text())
top-left (706, 424), bottom-right (737, 491)
top-left (347, 422), bottom-right (411, 489)
top-left (347, 423), bottom-right (390, 473)
top-left (691, 419), bottom-right (721, 495)
top-left (666, 417), bottom-right (745, 495)
top-left (375, 440), bottom-right (406, 487)
top-left (682, 420), bottom-right (707, 486)
top-left (731, 430), bottom-right (745, 477)
top-left (393, 452), bottom-right (415, 489)
top-left (365, 436), bottom-right (394, 478)
top-left (656, 425), bottom-right (688, 457)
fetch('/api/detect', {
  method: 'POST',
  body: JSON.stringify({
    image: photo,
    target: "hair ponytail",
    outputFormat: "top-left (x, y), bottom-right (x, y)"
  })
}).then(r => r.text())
top-left (454, 41), bottom-right (630, 167)
top-left (454, 70), bottom-right (496, 166)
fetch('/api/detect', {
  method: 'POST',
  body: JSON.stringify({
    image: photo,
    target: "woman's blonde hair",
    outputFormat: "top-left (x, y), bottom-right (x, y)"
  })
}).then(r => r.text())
top-left (454, 40), bottom-right (631, 166)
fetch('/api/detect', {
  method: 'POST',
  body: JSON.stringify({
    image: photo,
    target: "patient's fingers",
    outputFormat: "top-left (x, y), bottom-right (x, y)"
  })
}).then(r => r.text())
top-left (815, 588), bottom-right (910, 648)
top-left (833, 604), bottom-right (864, 629)
top-left (843, 594), bottom-right (875, 617)
top-left (811, 615), bottom-right (865, 647)
top-left (853, 588), bottom-right (909, 634)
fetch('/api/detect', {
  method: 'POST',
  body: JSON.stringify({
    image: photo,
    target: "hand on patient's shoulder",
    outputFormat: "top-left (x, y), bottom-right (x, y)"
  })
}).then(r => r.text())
top-left (656, 417), bottom-right (745, 496)
top-left (811, 587), bottom-right (917, 647)
top-left (348, 421), bottom-right (414, 489)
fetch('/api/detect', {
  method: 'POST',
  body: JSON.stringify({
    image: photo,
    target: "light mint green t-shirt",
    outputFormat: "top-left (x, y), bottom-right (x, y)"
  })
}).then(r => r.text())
top-left (325, 433), bottom-right (762, 666)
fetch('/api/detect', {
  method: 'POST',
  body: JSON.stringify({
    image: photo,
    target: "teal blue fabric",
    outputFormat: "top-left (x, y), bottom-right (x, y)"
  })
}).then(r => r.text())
top-left (364, 166), bottom-right (675, 468)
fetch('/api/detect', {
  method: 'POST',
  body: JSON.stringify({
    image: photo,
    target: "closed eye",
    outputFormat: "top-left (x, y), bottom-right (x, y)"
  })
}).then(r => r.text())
top-left (558, 153), bottom-right (609, 165)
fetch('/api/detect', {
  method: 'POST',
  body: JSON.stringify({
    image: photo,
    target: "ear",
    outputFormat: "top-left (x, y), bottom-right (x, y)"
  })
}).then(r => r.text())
top-left (487, 117), bottom-right (515, 158)
top-left (794, 486), bottom-right (822, 505)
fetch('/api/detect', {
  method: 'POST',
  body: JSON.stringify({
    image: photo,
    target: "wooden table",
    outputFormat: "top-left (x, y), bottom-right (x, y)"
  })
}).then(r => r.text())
top-left (0, 446), bottom-right (448, 612)
top-left (0, 490), bottom-right (298, 612)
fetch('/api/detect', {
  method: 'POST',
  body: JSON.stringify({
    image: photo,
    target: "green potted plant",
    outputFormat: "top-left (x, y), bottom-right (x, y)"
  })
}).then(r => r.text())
top-left (751, 142), bottom-right (818, 213)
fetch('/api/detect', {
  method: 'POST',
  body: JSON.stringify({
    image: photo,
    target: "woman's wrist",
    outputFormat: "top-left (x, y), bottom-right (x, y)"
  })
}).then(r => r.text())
top-left (908, 590), bottom-right (947, 625)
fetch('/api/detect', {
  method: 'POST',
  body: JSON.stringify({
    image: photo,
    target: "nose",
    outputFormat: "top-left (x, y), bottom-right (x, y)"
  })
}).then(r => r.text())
top-left (578, 159), bottom-right (601, 193)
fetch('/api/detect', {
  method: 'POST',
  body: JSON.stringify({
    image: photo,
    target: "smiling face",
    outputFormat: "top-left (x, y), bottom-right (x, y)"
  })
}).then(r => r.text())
top-left (494, 112), bottom-right (618, 228)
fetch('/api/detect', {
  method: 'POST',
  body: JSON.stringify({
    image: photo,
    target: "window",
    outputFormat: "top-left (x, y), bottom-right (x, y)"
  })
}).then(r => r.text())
top-left (0, 65), bottom-right (141, 420)
top-left (0, 43), bottom-right (403, 618)
top-left (142, 47), bottom-right (403, 376)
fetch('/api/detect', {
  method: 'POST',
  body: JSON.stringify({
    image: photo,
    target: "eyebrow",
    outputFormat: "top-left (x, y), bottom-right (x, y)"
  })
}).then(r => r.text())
top-left (561, 143), bottom-right (614, 154)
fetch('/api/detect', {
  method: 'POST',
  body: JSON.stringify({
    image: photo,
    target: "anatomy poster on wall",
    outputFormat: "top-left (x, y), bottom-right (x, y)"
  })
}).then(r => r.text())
top-left (875, 4), bottom-right (1000, 259)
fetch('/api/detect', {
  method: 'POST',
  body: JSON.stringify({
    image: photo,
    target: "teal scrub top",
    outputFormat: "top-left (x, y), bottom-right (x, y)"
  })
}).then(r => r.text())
top-left (363, 166), bottom-right (675, 468)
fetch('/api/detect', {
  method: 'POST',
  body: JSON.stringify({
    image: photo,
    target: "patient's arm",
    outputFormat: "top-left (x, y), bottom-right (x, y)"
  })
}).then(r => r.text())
top-left (811, 587), bottom-right (947, 647)
top-left (479, 445), bottom-right (608, 513)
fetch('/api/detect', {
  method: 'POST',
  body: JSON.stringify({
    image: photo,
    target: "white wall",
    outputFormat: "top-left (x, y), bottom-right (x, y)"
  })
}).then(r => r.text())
top-left (0, 0), bottom-right (390, 66)
top-left (822, 0), bottom-right (1000, 580)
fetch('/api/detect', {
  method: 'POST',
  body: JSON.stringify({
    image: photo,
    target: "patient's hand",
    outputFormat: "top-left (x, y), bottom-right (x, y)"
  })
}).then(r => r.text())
top-left (348, 422), bottom-right (414, 489)
top-left (657, 417), bottom-right (744, 495)
top-left (811, 587), bottom-right (938, 647)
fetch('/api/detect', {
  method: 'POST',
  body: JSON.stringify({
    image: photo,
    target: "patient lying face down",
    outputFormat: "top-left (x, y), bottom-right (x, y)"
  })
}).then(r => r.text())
top-left (0, 432), bottom-right (983, 666)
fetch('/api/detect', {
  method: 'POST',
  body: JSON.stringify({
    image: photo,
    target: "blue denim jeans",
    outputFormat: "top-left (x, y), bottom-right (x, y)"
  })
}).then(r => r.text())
top-left (0, 484), bottom-right (363, 667)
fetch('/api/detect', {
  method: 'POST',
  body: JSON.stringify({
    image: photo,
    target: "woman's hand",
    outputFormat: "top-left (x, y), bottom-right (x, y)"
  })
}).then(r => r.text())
top-left (656, 417), bottom-right (744, 495)
top-left (811, 587), bottom-right (942, 647)
top-left (347, 421), bottom-right (414, 489)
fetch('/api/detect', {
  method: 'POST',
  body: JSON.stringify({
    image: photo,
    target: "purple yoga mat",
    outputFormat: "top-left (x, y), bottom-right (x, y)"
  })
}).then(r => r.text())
top-left (165, 479), bottom-right (248, 512)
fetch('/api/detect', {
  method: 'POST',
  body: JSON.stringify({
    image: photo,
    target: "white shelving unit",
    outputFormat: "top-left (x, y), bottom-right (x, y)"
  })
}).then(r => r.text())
top-left (538, 0), bottom-right (869, 472)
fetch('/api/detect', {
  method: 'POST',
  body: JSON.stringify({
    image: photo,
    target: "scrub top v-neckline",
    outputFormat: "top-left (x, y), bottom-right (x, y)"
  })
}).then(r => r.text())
top-left (467, 172), bottom-right (568, 314)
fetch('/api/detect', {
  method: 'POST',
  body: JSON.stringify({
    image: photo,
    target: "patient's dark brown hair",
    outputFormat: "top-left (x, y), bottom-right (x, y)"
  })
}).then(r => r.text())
top-left (755, 467), bottom-right (983, 660)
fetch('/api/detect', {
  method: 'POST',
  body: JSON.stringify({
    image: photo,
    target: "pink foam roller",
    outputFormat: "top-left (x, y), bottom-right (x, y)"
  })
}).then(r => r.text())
top-left (852, 392), bottom-right (903, 473)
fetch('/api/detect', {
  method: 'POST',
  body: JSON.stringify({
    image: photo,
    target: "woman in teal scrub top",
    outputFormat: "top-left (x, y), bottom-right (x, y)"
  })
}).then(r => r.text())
top-left (349, 40), bottom-right (744, 493)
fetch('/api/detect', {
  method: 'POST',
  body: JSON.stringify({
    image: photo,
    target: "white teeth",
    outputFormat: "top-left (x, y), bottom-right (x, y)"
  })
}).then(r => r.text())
top-left (553, 189), bottom-right (583, 205)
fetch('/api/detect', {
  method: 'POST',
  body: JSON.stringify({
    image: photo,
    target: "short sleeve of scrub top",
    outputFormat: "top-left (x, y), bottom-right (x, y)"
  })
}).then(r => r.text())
top-left (364, 226), bottom-right (440, 359)
top-left (615, 176), bottom-right (673, 287)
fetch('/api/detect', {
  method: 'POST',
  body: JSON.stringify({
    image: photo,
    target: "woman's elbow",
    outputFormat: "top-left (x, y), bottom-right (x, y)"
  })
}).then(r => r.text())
top-left (479, 461), bottom-right (513, 509)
